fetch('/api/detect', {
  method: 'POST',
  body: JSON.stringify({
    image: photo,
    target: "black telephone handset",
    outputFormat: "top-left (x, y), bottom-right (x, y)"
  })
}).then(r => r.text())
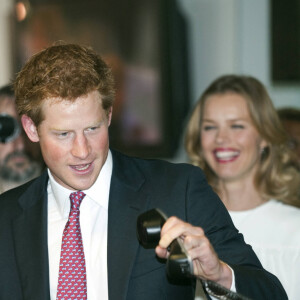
top-left (137, 208), bottom-right (193, 280)
top-left (136, 208), bottom-right (252, 300)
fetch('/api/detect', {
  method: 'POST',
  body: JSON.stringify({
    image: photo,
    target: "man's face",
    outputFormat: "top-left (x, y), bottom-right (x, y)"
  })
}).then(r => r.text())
top-left (0, 98), bottom-right (37, 182)
top-left (23, 91), bottom-right (112, 191)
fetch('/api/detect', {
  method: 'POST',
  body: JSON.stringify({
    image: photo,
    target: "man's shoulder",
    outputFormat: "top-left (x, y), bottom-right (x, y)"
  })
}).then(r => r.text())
top-left (0, 171), bottom-right (48, 206)
top-left (111, 149), bottom-right (204, 177)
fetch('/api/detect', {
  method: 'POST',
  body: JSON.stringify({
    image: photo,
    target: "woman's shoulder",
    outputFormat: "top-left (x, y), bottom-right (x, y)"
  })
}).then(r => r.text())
top-left (267, 199), bottom-right (300, 220)
top-left (230, 200), bottom-right (300, 245)
top-left (230, 199), bottom-right (300, 219)
top-left (247, 200), bottom-right (300, 227)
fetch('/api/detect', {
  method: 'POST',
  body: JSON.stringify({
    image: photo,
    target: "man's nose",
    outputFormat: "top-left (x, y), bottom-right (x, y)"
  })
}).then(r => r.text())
top-left (71, 135), bottom-right (91, 159)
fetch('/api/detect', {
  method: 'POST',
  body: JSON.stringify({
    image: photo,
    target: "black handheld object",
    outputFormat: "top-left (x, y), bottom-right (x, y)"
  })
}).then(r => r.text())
top-left (137, 208), bottom-right (193, 280)
top-left (0, 114), bottom-right (20, 143)
top-left (137, 208), bottom-right (252, 300)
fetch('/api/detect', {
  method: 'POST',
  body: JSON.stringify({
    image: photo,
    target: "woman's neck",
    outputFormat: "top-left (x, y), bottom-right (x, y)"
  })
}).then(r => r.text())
top-left (217, 178), bottom-right (268, 211)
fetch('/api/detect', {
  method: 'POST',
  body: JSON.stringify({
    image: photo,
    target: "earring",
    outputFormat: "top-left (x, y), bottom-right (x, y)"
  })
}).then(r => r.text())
top-left (261, 147), bottom-right (268, 159)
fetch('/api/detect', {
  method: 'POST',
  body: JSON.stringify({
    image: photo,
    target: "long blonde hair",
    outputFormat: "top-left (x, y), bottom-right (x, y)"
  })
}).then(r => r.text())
top-left (185, 75), bottom-right (300, 207)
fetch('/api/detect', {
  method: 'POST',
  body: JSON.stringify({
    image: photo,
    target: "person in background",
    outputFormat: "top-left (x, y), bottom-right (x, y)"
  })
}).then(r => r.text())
top-left (0, 84), bottom-right (43, 193)
top-left (0, 44), bottom-right (287, 300)
top-left (277, 107), bottom-right (300, 169)
top-left (185, 74), bottom-right (300, 300)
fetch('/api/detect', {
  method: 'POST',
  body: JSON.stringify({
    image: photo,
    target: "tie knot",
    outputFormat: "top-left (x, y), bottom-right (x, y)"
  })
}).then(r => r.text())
top-left (70, 191), bottom-right (86, 210)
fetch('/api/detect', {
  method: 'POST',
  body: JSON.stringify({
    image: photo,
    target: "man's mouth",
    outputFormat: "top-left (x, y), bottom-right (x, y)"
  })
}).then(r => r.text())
top-left (71, 163), bottom-right (92, 172)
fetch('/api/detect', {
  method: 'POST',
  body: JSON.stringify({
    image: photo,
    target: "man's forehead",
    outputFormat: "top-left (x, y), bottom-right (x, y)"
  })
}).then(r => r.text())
top-left (43, 91), bottom-right (102, 106)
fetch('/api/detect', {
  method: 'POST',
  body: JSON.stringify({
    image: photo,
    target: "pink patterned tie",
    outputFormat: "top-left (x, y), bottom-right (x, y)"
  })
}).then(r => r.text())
top-left (56, 191), bottom-right (87, 300)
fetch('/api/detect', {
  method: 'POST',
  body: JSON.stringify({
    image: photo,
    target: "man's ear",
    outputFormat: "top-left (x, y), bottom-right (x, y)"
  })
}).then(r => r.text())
top-left (21, 115), bottom-right (40, 142)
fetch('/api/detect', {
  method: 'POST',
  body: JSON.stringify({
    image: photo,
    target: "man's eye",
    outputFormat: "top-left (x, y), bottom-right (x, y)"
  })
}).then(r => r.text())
top-left (86, 126), bottom-right (99, 132)
top-left (58, 132), bottom-right (68, 137)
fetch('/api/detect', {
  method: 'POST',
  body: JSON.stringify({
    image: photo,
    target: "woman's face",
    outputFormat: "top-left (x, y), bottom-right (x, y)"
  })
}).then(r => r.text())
top-left (200, 93), bottom-right (267, 183)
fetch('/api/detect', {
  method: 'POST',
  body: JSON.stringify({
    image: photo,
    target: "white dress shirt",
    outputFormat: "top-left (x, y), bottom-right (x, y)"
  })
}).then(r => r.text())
top-left (48, 151), bottom-right (112, 300)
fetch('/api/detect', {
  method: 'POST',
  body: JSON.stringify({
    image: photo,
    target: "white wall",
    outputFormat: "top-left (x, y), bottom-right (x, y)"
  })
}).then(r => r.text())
top-left (179, 0), bottom-right (239, 105)
top-left (178, 0), bottom-right (300, 109)
top-left (0, 0), bottom-right (13, 87)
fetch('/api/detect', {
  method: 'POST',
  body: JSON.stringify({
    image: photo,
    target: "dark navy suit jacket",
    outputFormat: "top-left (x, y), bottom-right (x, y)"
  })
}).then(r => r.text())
top-left (0, 150), bottom-right (287, 299)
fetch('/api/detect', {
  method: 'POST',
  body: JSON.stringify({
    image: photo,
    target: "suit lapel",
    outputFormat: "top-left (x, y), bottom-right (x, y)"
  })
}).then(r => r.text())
top-left (107, 151), bottom-right (151, 300)
top-left (13, 171), bottom-right (50, 300)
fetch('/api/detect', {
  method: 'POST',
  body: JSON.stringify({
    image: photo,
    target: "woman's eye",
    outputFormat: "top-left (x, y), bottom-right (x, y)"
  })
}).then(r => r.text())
top-left (231, 124), bottom-right (244, 129)
top-left (203, 125), bottom-right (216, 131)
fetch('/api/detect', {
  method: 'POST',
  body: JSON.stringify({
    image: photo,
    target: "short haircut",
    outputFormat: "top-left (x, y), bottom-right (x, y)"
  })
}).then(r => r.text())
top-left (14, 43), bottom-right (115, 126)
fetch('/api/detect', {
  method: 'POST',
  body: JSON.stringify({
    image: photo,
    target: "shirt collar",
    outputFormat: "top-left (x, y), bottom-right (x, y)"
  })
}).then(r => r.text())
top-left (48, 150), bottom-right (113, 217)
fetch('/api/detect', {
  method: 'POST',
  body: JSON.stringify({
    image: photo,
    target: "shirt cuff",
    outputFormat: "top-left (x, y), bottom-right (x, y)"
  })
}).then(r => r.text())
top-left (204, 265), bottom-right (236, 300)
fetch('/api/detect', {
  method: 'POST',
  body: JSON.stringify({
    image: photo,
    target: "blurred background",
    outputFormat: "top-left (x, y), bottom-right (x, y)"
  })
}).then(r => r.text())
top-left (0, 0), bottom-right (299, 162)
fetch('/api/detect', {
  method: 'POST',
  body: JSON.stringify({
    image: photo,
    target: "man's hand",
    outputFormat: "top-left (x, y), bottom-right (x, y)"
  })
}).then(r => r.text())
top-left (155, 216), bottom-right (232, 289)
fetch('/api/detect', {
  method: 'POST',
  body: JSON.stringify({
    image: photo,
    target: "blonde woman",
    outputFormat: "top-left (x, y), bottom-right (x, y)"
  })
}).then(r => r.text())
top-left (185, 75), bottom-right (300, 300)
